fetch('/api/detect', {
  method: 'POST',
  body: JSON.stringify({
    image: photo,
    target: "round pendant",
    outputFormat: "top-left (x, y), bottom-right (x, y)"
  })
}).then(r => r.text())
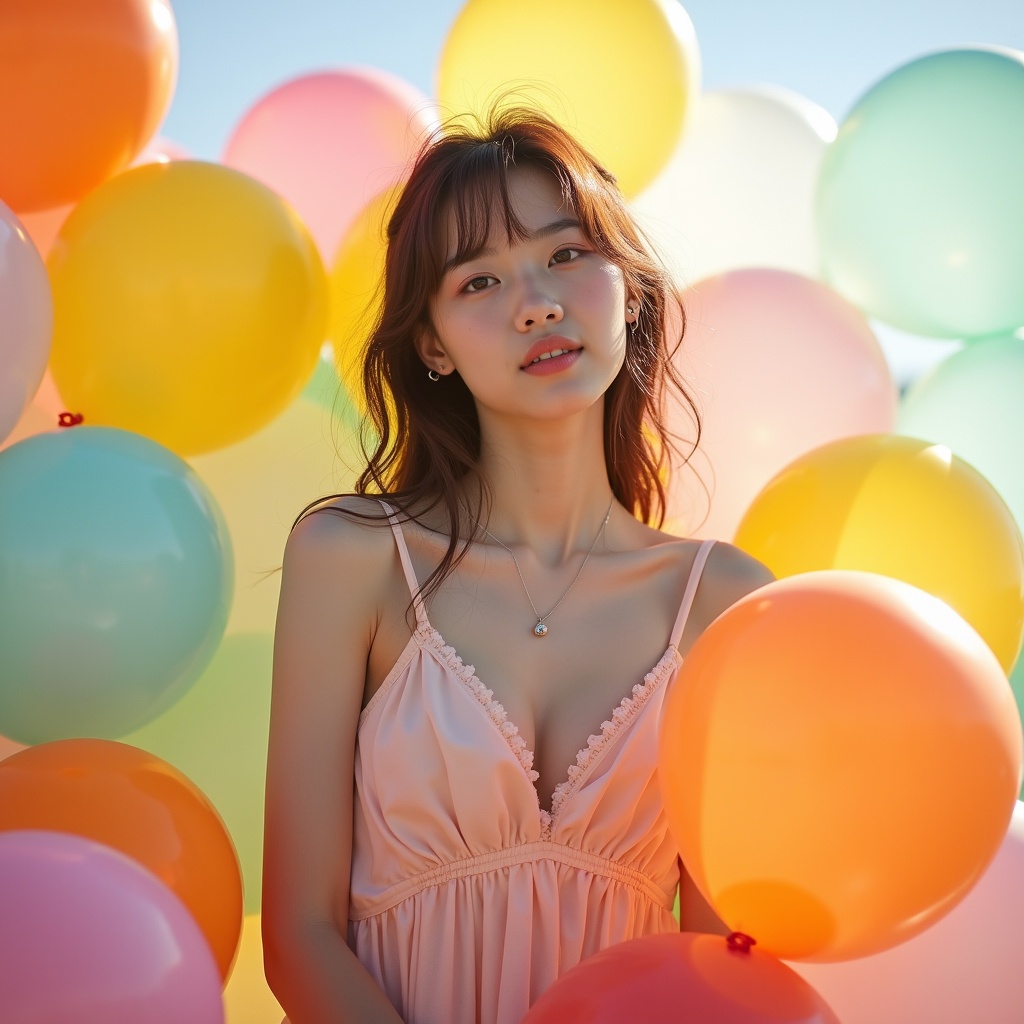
top-left (533, 622), bottom-right (548, 637)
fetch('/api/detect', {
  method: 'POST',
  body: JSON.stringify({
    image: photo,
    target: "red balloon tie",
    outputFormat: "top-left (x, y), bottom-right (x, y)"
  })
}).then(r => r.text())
top-left (726, 931), bottom-right (756, 954)
top-left (57, 412), bottom-right (84, 428)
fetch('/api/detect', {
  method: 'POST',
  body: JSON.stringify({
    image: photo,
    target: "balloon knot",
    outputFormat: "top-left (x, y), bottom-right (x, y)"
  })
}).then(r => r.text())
top-left (57, 412), bottom-right (84, 428)
top-left (726, 932), bottom-right (756, 954)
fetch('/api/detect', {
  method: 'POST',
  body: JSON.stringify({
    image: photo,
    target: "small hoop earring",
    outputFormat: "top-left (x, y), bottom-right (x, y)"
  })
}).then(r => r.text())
top-left (427, 368), bottom-right (441, 382)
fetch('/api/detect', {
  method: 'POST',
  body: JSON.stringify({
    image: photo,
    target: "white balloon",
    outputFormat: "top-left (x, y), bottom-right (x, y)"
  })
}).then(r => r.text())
top-left (0, 202), bottom-right (52, 444)
top-left (632, 86), bottom-right (835, 286)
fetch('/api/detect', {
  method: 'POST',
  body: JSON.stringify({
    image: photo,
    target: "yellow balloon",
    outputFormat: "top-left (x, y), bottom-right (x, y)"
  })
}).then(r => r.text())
top-left (48, 161), bottom-right (328, 455)
top-left (734, 434), bottom-right (1024, 672)
top-left (437, 0), bottom-right (700, 197)
top-left (190, 388), bottom-right (363, 636)
top-left (328, 188), bottom-right (398, 415)
top-left (224, 914), bottom-right (284, 1023)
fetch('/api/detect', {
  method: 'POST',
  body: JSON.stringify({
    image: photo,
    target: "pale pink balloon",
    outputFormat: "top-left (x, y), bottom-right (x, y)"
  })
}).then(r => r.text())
top-left (790, 802), bottom-right (1024, 1024)
top-left (0, 370), bottom-right (66, 452)
top-left (222, 68), bottom-right (438, 264)
top-left (0, 201), bottom-right (52, 444)
top-left (0, 830), bottom-right (224, 1023)
top-left (134, 135), bottom-right (191, 166)
top-left (665, 268), bottom-right (896, 539)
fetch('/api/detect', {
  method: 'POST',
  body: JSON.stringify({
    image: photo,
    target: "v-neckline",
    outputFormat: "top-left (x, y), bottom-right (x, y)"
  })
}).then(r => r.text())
top-left (414, 622), bottom-right (681, 840)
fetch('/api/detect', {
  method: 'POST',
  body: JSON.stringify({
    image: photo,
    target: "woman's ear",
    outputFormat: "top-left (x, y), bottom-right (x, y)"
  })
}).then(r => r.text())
top-left (626, 296), bottom-right (641, 324)
top-left (414, 328), bottom-right (453, 377)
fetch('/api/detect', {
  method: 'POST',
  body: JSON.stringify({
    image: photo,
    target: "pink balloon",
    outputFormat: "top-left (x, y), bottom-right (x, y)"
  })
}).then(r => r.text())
top-left (0, 201), bottom-right (52, 445)
top-left (666, 268), bottom-right (896, 539)
top-left (790, 802), bottom-right (1024, 1024)
top-left (0, 830), bottom-right (224, 1023)
top-left (222, 68), bottom-right (438, 264)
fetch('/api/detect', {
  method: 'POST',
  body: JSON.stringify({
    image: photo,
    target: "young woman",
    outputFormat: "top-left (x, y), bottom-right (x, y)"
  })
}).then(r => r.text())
top-left (262, 108), bottom-right (773, 1024)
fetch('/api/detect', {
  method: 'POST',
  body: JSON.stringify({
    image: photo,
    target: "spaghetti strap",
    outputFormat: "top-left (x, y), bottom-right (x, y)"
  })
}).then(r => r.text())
top-left (378, 501), bottom-right (429, 630)
top-left (669, 539), bottom-right (716, 649)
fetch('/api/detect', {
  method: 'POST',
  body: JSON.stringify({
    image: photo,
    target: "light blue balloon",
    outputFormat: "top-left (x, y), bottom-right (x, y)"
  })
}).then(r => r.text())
top-left (0, 426), bottom-right (233, 743)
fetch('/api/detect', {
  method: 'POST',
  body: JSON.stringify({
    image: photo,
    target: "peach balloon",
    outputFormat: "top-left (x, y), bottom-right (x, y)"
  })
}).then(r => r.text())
top-left (19, 136), bottom-right (189, 259)
top-left (223, 68), bottom-right (436, 264)
top-left (0, 738), bottom-right (243, 982)
top-left (18, 204), bottom-right (72, 261)
top-left (665, 269), bottom-right (896, 540)
top-left (0, 0), bottom-right (179, 212)
top-left (0, 734), bottom-right (25, 762)
top-left (659, 571), bottom-right (1021, 962)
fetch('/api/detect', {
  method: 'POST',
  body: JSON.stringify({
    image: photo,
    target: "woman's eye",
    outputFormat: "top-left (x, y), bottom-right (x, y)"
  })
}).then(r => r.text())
top-left (463, 275), bottom-right (496, 293)
top-left (551, 247), bottom-right (582, 265)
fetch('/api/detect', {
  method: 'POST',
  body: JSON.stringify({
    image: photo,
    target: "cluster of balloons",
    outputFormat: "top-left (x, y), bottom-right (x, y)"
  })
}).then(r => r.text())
top-left (2, 0), bottom-right (1024, 1019)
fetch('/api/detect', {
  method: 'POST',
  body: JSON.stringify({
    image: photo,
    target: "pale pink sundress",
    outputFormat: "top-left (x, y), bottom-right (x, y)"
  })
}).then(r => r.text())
top-left (347, 509), bottom-right (715, 1024)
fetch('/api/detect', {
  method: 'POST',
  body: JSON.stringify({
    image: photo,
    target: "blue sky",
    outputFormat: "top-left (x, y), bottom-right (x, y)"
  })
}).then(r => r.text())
top-left (162, 0), bottom-right (1024, 159)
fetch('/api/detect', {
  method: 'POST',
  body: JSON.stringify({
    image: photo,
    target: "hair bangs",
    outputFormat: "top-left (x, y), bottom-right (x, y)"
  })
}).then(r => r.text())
top-left (433, 142), bottom-right (536, 281)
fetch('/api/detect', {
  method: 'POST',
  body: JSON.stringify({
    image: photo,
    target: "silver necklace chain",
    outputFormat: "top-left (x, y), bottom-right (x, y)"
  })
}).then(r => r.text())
top-left (473, 496), bottom-right (614, 638)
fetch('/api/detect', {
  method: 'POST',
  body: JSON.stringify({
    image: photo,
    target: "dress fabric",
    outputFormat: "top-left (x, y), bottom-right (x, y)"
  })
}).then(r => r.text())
top-left (346, 506), bottom-right (716, 1024)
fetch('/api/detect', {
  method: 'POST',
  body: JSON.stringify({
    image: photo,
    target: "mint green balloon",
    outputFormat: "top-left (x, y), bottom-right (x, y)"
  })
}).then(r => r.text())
top-left (898, 335), bottom-right (1024, 539)
top-left (122, 632), bottom-right (271, 914)
top-left (1012, 654), bottom-right (1024, 798)
top-left (817, 48), bottom-right (1024, 338)
top-left (0, 427), bottom-right (233, 743)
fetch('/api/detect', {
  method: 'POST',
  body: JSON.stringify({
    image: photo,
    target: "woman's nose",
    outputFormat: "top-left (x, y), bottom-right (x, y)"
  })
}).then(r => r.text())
top-left (517, 287), bottom-right (563, 331)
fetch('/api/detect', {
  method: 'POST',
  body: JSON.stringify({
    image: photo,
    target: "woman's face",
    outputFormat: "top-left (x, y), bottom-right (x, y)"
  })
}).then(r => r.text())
top-left (424, 165), bottom-right (634, 423)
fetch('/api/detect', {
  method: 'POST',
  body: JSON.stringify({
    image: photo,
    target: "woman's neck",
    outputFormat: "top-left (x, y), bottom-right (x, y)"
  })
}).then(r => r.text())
top-left (467, 401), bottom-right (616, 567)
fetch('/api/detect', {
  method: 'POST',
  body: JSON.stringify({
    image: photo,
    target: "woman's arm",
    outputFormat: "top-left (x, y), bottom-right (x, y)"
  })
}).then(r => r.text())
top-left (262, 509), bottom-right (405, 1024)
top-left (678, 860), bottom-right (730, 936)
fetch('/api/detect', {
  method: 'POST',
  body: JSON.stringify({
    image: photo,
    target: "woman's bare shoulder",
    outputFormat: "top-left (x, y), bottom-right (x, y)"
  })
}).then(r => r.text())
top-left (284, 496), bottom-right (395, 572)
top-left (694, 540), bottom-right (775, 624)
top-left (639, 525), bottom-right (774, 632)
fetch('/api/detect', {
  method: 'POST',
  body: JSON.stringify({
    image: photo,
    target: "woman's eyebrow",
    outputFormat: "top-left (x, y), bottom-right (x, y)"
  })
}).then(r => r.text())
top-left (443, 217), bottom-right (582, 276)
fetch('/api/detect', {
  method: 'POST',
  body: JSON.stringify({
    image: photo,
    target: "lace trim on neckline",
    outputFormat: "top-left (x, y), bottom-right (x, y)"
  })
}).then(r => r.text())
top-left (542, 645), bottom-right (679, 837)
top-left (417, 623), bottom-right (679, 841)
top-left (417, 625), bottom-right (540, 783)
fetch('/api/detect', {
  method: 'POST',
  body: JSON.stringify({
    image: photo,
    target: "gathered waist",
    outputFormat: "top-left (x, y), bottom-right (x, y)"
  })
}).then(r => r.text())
top-left (349, 841), bottom-right (675, 921)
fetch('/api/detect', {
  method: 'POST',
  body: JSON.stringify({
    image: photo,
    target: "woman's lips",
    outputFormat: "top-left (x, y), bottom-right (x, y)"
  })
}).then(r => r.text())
top-left (521, 348), bottom-right (583, 376)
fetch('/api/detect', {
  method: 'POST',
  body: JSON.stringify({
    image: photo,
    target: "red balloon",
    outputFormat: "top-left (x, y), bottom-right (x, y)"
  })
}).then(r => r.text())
top-left (522, 932), bottom-right (840, 1023)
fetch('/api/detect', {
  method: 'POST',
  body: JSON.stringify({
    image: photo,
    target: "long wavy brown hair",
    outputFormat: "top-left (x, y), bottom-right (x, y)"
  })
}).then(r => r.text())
top-left (298, 106), bottom-right (701, 601)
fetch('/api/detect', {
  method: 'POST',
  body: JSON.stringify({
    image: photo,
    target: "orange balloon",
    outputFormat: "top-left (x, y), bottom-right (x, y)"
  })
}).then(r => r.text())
top-left (0, 738), bottom-right (242, 982)
top-left (659, 571), bottom-right (1022, 962)
top-left (0, 0), bottom-right (179, 212)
